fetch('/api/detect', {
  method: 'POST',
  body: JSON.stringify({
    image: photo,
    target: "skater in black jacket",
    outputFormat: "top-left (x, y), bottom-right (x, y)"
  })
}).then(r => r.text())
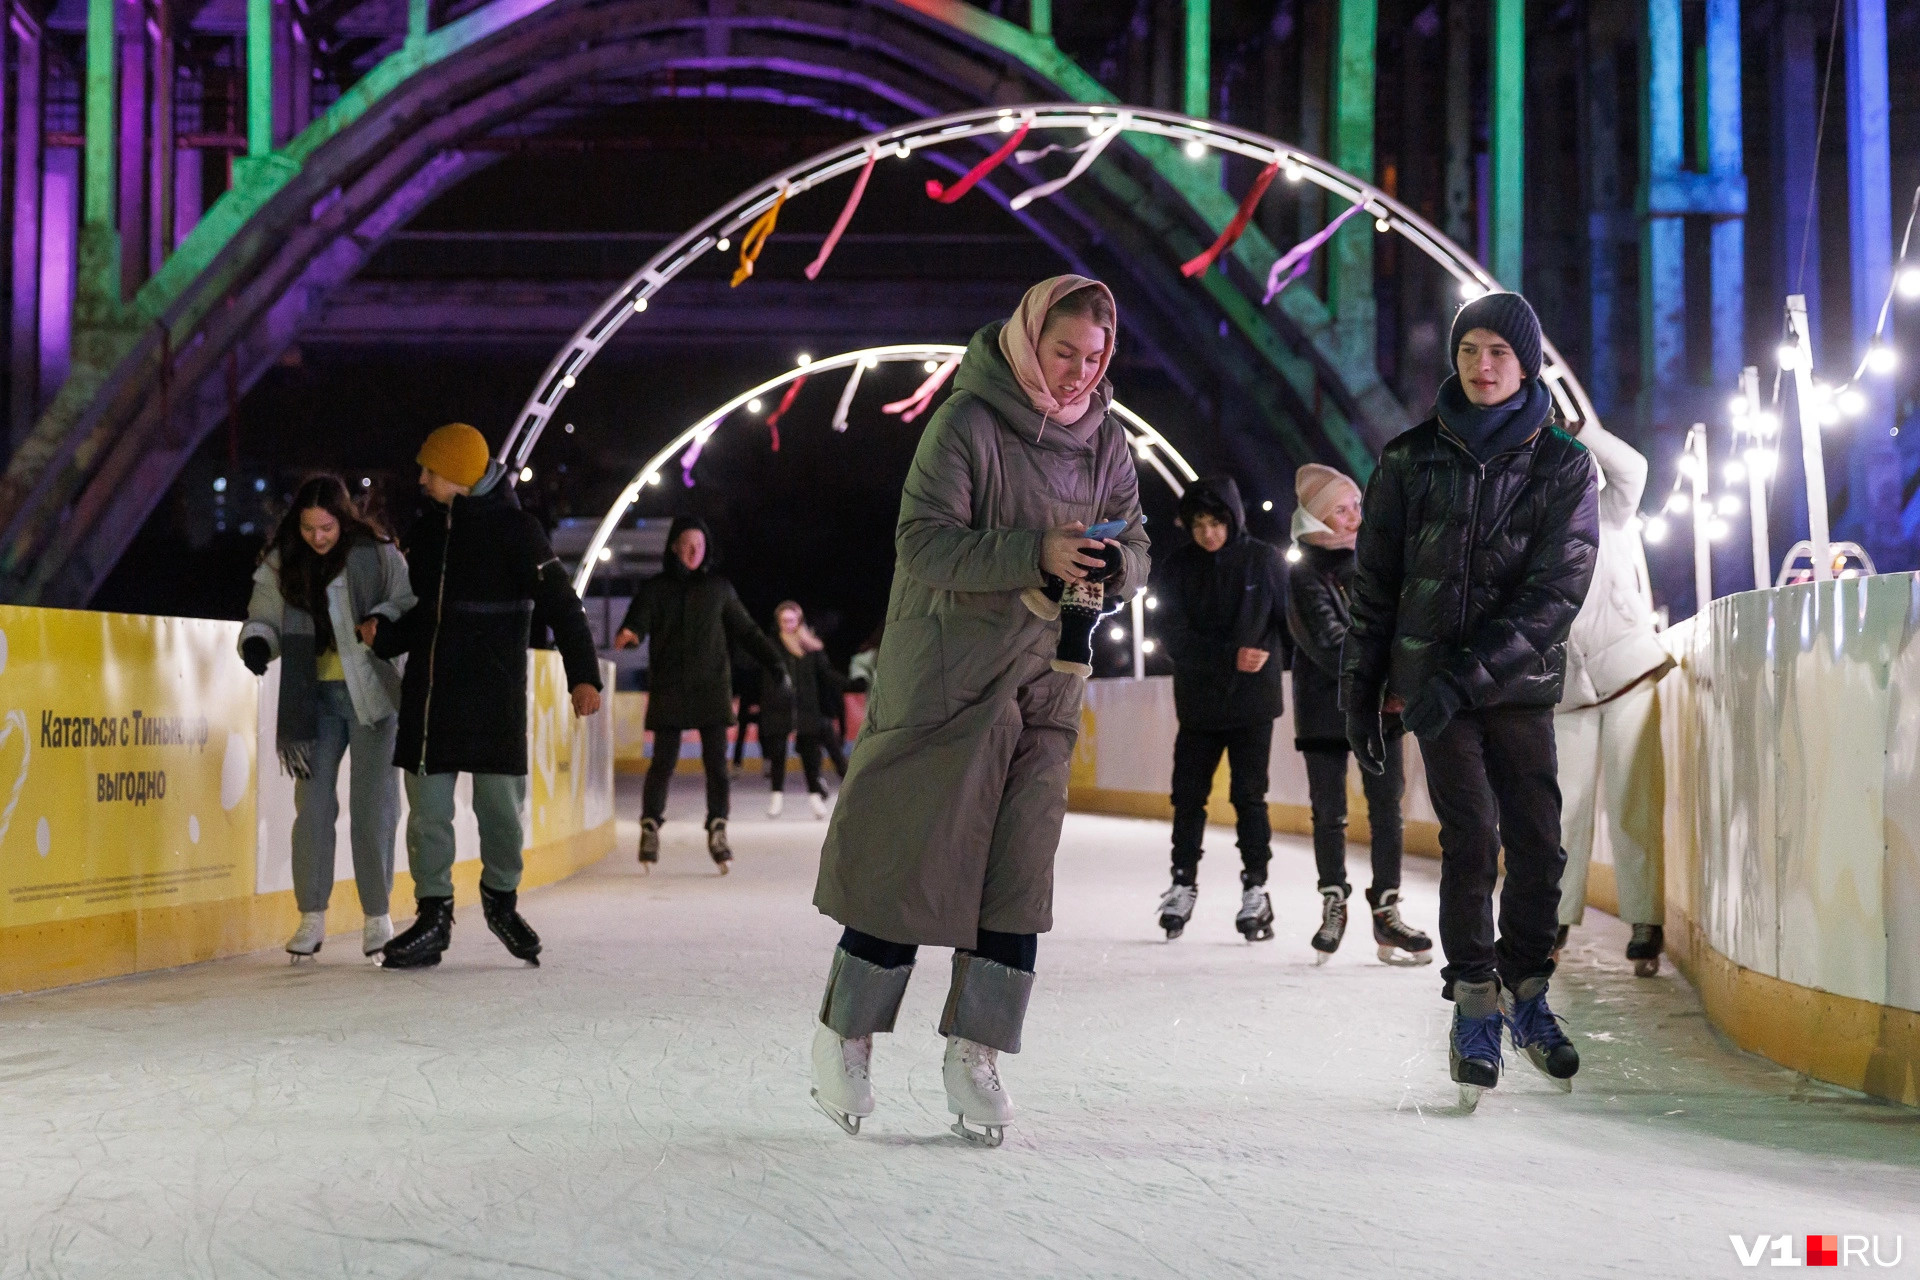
top-left (759, 601), bottom-right (850, 820)
top-left (1342, 293), bottom-right (1598, 1107)
top-left (1152, 476), bottom-right (1290, 944)
top-left (1285, 463), bottom-right (1433, 967)
top-left (614, 516), bottom-right (788, 871)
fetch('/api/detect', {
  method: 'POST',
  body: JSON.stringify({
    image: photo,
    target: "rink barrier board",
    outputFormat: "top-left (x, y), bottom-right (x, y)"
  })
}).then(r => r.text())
top-left (0, 604), bottom-right (616, 997)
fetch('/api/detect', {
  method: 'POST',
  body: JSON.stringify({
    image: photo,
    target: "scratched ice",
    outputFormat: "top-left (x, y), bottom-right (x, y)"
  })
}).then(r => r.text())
top-left (1, 776), bottom-right (1914, 1279)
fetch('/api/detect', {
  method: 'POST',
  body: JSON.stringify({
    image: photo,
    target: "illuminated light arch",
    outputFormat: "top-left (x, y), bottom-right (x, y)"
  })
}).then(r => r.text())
top-left (570, 343), bottom-right (1199, 597)
top-left (505, 103), bottom-right (1601, 475)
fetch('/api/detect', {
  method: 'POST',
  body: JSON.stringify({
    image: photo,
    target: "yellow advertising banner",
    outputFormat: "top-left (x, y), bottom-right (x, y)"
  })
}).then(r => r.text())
top-left (0, 606), bottom-right (257, 928)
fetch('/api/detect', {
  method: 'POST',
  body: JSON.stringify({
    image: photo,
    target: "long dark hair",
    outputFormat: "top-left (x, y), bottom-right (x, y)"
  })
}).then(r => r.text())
top-left (266, 475), bottom-right (389, 650)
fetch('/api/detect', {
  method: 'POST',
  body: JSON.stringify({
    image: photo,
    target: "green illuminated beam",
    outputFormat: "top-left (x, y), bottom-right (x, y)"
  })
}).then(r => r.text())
top-left (1329, 0), bottom-right (1375, 366)
top-left (84, 0), bottom-right (114, 226)
top-left (248, 0), bottom-right (273, 155)
top-left (1029, 0), bottom-right (1049, 39)
top-left (1185, 0), bottom-right (1209, 119)
top-left (1489, 0), bottom-right (1523, 287)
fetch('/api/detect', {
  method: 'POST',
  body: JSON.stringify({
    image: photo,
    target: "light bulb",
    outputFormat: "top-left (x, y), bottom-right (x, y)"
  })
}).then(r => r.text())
top-left (1141, 639), bottom-right (1157, 654)
top-left (1285, 545), bottom-right (1303, 563)
top-left (1109, 626), bottom-right (1126, 642)
top-left (747, 398), bottom-right (764, 414)
top-left (1810, 381), bottom-right (1833, 405)
top-left (895, 143), bottom-right (911, 158)
top-left (1717, 493), bottom-right (1741, 515)
top-left (1899, 266), bottom-right (1920, 299)
top-left (563, 423), bottom-right (575, 434)
top-left (1865, 344), bottom-right (1898, 375)
top-left (1837, 387), bottom-right (1868, 417)
top-left (1284, 162), bottom-right (1303, 182)
top-left (561, 374), bottom-right (576, 389)
top-left (1643, 515), bottom-right (1670, 544)
top-left (1184, 139), bottom-right (1207, 159)
top-left (1676, 453), bottom-right (1700, 481)
top-left (1666, 492), bottom-right (1691, 515)
top-left (644, 472), bottom-right (661, 486)
top-left (597, 547), bottom-right (613, 563)
top-left (360, 476), bottom-right (372, 487)
top-left (1460, 280), bottom-right (1487, 300)
top-left (861, 356), bottom-right (878, 369)
top-left (633, 297), bottom-right (648, 313)
top-left (519, 466), bottom-right (534, 483)
top-left (1744, 448), bottom-right (1777, 480)
top-left (1777, 342), bottom-right (1802, 371)
top-left (1261, 500), bottom-right (1274, 512)
top-left (1753, 410), bottom-right (1780, 436)
top-left (1729, 395), bottom-right (1749, 417)
top-left (1145, 596), bottom-right (1158, 610)
top-left (796, 353), bottom-right (812, 367)
top-left (998, 115), bottom-right (1018, 133)
top-left (1707, 517), bottom-right (1731, 541)
top-left (1724, 460), bottom-right (1746, 485)
top-left (1375, 217), bottom-right (1390, 232)
top-left (924, 360), bottom-right (939, 373)
top-left (716, 237), bottom-right (730, 252)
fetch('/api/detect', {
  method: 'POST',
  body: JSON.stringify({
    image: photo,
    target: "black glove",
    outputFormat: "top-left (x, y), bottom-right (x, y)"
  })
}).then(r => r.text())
top-left (240, 637), bottom-right (272, 676)
top-left (1402, 678), bottom-right (1465, 742)
top-left (1346, 705), bottom-right (1386, 776)
top-left (1082, 542), bottom-right (1126, 585)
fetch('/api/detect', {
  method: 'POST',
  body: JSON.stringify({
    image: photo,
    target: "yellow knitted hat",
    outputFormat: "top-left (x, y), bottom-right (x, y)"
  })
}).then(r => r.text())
top-left (416, 423), bottom-right (492, 489)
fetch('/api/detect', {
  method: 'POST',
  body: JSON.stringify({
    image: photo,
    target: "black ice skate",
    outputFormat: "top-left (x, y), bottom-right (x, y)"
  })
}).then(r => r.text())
top-left (1365, 887), bottom-right (1433, 966)
top-left (638, 817), bottom-right (660, 871)
top-left (1627, 924), bottom-right (1663, 977)
top-left (380, 897), bottom-right (453, 970)
top-left (1450, 978), bottom-right (1504, 1112)
top-left (1157, 882), bottom-right (1197, 939)
top-left (1502, 975), bottom-right (1579, 1089)
top-left (1235, 885), bottom-right (1275, 942)
top-left (1311, 885), bottom-right (1349, 963)
top-left (706, 817), bottom-right (732, 873)
top-left (479, 884), bottom-right (542, 966)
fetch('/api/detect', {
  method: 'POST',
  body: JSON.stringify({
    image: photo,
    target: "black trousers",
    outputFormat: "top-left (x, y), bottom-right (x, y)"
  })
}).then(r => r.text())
top-left (1416, 708), bottom-right (1565, 995)
top-left (840, 926), bottom-right (1037, 974)
top-left (766, 732), bottom-right (843, 795)
top-left (1303, 734), bottom-right (1406, 894)
top-left (1169, 721), bottom-right (1274, 888)
top-left (643, 726), bottom-right (731, 825)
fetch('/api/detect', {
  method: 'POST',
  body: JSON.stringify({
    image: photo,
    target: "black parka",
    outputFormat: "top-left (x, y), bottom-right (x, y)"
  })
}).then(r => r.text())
top-left (1341, 416), bottom-right (1599, 715)
top-left (1156, 477), bottom-right (1291, 732)
top-left (1285, 543), bottom-right (1358, 749)
top-left (759, 646), bottom-right (848, 741)
top-left (618, 517), bottom-right (786, 731)
top-left (377, 468), bottom-right (602, 776)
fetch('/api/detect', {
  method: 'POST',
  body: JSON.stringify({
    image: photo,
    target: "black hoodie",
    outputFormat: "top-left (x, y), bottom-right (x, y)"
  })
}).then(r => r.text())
top-left (618, 516), bottom-right (787, 730)
top-left (1154, 476), bottom-right (1291, 731)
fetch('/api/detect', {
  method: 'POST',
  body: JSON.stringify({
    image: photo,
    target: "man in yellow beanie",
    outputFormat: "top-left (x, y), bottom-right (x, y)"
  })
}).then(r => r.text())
top-left (368, 423), bottom-right (604, 970)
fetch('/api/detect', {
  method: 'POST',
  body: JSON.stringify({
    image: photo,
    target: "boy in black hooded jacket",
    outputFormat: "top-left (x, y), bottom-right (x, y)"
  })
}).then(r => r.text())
top-left (1152, 477), bottom-right (1291, 943)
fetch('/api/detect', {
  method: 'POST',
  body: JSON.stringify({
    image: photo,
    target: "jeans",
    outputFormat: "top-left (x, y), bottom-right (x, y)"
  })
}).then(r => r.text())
top-left (767, 732), bottom-right (846, 795)
top-left (404, 770), bottom-right (527, 900)
top-left (1417, 708), bottom-right (1565, 994)
top-left (643, 726), bottom-right (730, 825)
top-left (1302, 734), bottom-right (1405, 895)
top-left (290, 681), bottom-right (399, 915)
top-left (1169, 721), bottom-right (1274, 888)
top-left (839, 926), bottom-right (1037, 974)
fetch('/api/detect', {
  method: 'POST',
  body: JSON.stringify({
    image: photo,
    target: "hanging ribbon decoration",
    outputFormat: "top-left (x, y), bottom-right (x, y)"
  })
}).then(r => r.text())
top-left (680, 420), bottom-right (721, 487)
top-left (764, 375), bottom-right (808, 451)
top-left (1010, 117), bottom-right (1125, 211)
top-left (730, 188), bottom-right (788, 287)
top-left (1180, 161), bottom-right (1281, 278)
top-left (805, 149), bottom-right (878, 281)
top-left (1262, 201), bottom-right (1368, 304)
top-left (925, 121), bottom-right (1030, 203)
top-left (882, 357), bottom-right (961, 423)
top-left (831, 361), bottom-right (868, 432)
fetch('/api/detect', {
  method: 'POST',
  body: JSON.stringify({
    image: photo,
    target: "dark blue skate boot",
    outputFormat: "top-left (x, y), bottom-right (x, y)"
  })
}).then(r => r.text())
top-left (1449, 978), bottom-right (1503, 1112)
top-left (1502, 975), bottom-right (1579, 1089)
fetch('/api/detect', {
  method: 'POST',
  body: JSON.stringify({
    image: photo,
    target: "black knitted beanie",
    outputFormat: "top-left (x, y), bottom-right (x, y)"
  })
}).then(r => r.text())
top-left (1449, 291), bottom-right (1543, 381)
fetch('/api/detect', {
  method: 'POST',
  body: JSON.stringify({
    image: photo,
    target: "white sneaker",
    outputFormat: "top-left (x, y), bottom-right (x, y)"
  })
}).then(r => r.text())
top-left (810, 1023), bottom-right (874, 1135)
top-left (943, 1035), bottom-right (1014, 1145)
top-left (362, 914), bottom-right (394, 955)
top-left (809, 792), bottom-right (829, 819)
top-left (768, 792), bottom-right (784, 818)
top-left (286, 912), bottom-right (326, 960)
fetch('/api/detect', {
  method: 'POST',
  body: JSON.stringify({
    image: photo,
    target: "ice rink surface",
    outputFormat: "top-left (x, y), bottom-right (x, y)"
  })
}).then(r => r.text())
top-left (3, 776), bottom-right (1916, 1279)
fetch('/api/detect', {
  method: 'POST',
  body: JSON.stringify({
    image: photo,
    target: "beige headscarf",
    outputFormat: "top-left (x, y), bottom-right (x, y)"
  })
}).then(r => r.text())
top-left (1292, 463), bottom-right (1362, 551)
top-left (997, 275), bottom-right (1118, 436)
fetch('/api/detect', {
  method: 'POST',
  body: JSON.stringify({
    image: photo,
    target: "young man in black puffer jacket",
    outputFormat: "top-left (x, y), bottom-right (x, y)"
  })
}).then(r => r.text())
top-left (1152, 476), bottom-right (1291, 944)
top-left (371, 423), bottom-right (605, 971)
top-left (1342, 293), bottom-right (1599, 1105)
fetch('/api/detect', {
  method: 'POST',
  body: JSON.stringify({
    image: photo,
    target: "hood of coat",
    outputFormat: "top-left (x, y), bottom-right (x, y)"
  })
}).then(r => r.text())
top-left (448, 460), bottom-right (520, 521)
top-left (952, 322), bottom-right (1113, 452)
top-left (664, 514), bottom-right (715, 578)
top-left (1178, 475), bottom-right (1247, 545)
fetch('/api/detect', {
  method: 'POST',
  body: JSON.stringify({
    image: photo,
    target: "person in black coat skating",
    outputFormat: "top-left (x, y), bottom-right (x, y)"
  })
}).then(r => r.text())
top-left (371, 423), bottom-right (604, 971)
top-left (758, 601), bottom-right (850, 820)
top-left (1285, 463), bottom-right (1432, 967)
top-left (1152, 476), bottom-right (1290, 943)
top-left (614, 516), bottom-right (788, 871)
top-left (1342, 292), bottom-right (1598, 1103)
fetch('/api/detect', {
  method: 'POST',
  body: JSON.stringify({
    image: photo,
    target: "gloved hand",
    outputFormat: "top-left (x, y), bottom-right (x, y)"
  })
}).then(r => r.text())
top-left (1401, 678), bottom-right (1465, 742)
top-left (1082, 542), bottom-right (1125, 585)
top-left (1346, 705), bottom-right (1386, 776)
top-left (240, 637), bottom-right (272, 676)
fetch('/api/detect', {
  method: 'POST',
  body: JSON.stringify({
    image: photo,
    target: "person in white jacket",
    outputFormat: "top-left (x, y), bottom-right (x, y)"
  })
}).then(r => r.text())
top-left (1553, 420), bottom-right (1674, 975)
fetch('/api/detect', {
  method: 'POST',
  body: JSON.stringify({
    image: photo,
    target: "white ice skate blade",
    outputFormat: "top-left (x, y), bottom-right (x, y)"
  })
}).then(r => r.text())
top-left (1377, 945), bottom-right (1434, 966)
top-left (1458, 1083), bottom-right (1484, 1113)
top-left (1633, 957), bottom-right (1661, 977)
top-left (1313, 950), bottom-right (1332, 966)
top-left (950, 1118), bottom-right (1005, 1148)
top-left (810, 1089), bottom-right (863, 1136)
top-left (287, 949), bottom-right (318, 964)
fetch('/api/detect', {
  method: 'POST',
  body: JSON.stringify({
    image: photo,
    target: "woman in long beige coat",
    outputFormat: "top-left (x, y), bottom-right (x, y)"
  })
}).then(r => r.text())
top-left (809, 277), bottom-right (1150, 1144)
